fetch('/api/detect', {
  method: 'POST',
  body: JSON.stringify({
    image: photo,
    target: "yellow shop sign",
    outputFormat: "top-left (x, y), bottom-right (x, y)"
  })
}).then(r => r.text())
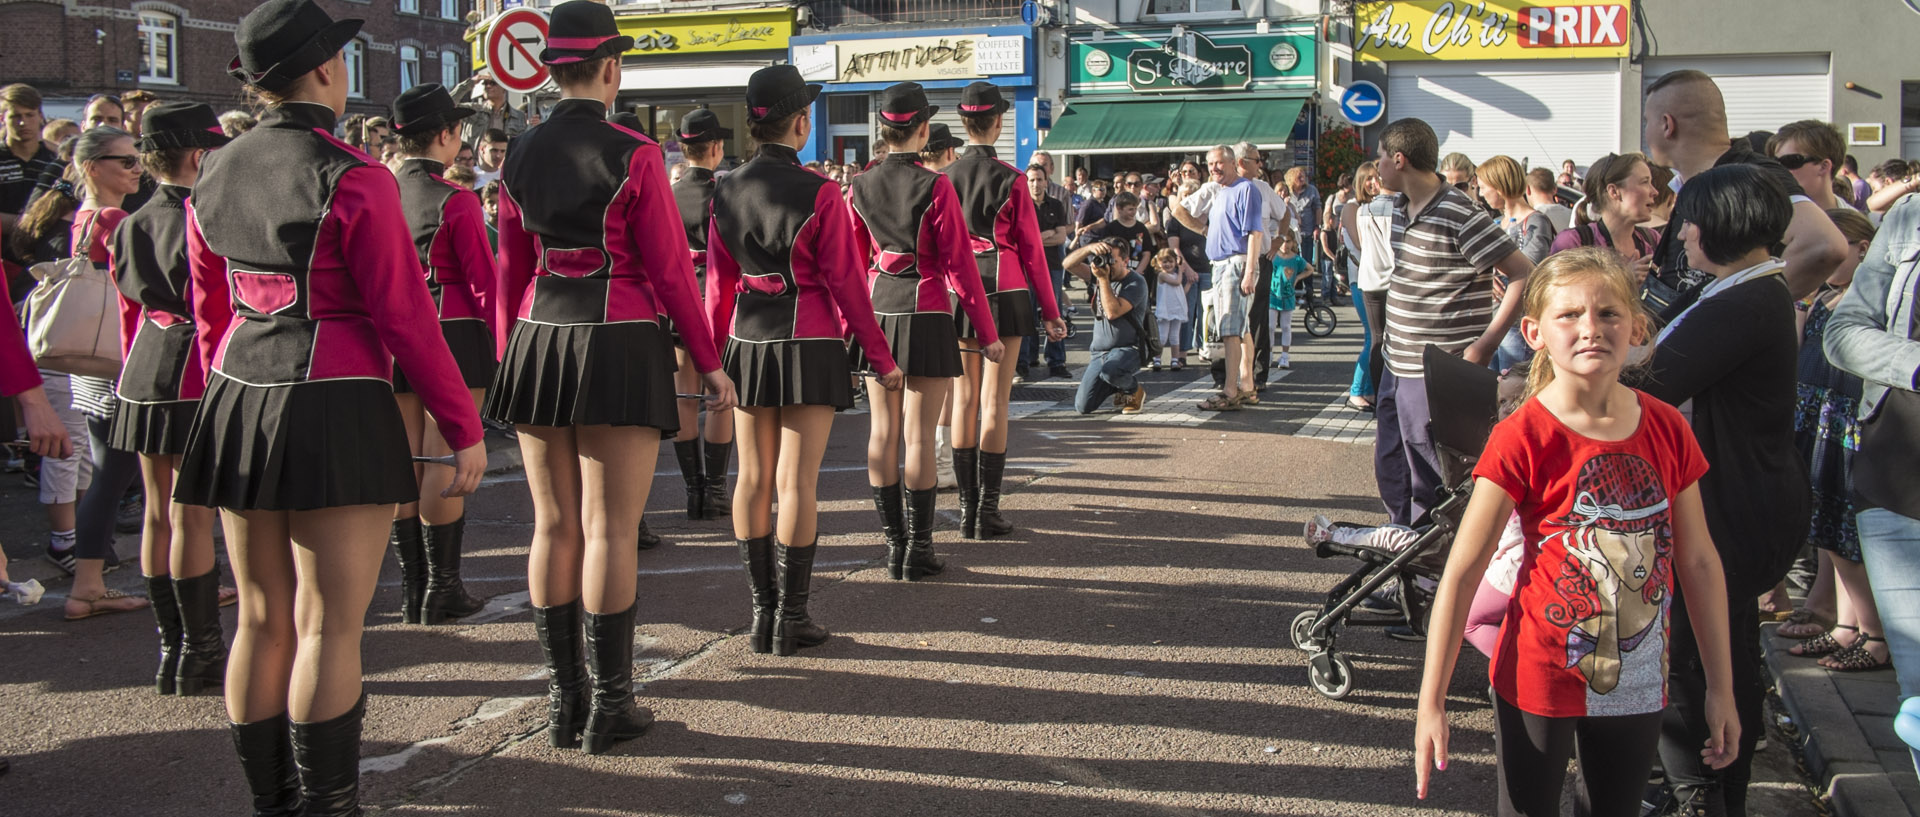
top-left (615, 9), bottom-right (795, 56)
top-left (1355, 1), bottom-right (1631, 62)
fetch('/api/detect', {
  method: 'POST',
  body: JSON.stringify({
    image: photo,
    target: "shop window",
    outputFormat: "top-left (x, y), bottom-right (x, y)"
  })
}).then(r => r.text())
top-left (400, 0), bottom-right (419, 14)
top-left (345, 38), bottom-right (367, 99)
top-left (1903, 81), bottom-right (1920, 129)
top-left (826, 95), bottom-right (868, 126)
top-left (138, 11), bottom-right (178, 84)
top-left (442, 50), bottom-right (463, 89)
top-left (400, 45), bottom-right (421, 92)
top-left (1147, 0), bottom-right (1243, 17)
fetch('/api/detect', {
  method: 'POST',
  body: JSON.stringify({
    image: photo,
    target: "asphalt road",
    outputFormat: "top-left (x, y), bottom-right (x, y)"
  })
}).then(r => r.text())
top-left (0, 307), bottom-right (1823, 816)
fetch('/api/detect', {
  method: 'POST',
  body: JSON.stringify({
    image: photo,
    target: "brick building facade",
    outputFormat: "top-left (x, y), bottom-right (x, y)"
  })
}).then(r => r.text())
top-left (0, 0), bottom-right (473, 118)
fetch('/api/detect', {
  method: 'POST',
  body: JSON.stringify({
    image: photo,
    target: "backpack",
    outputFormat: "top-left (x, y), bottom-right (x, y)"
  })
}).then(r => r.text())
top-left (1112, 275), bottom-right (1161, 361)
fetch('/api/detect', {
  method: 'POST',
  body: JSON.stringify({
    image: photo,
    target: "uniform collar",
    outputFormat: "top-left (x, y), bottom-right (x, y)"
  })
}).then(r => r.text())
top-left (681, 165), bottom-right (717, 182)
top-left (262, 101), bottom-right (339, 131)
top-left (549, 98), bottom-right (609, 121)
top-left (401, 157), bottom-right (447, 175)
top-left (884, 152), bottom-right (922, 166)
top-left (965, 144), bottom-right (998, 158)
top-left (753, 143), bottom-right (799, 165)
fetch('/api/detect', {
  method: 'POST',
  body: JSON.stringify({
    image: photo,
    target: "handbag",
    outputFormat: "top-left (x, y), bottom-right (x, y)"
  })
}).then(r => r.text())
top-left (24, 219), bottom-right (123, 378)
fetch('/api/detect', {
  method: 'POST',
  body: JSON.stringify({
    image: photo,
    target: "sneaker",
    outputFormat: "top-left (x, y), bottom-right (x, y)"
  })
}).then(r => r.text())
top-left (1012, 363), bottom-right (1028, 384)
top-left (1304, 514), bottom-right (1335, 546)
top-left (115, 493), bottom-right (144, 534)
top-left (1049, 365), bottom-right (1073, 379)
top-left (1384, 624), bottom-right (1424, 642)
top-left (45, 546), bottom-right (76, 575)
top-left (1119, 384), bottom-right (1147, 414)
top-left (1277, 352), bottom-right (1291, 369)
top-left (1066, 304), bottom-right (1079, 316)
top-left (1357, 583), bottom-right (1401, 615)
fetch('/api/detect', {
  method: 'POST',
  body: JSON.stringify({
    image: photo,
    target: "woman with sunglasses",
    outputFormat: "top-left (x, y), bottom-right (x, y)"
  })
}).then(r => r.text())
top-left (179, 3), bottom-right (487, 812)
top-left (1767, 121), bottom-right (1847, 212)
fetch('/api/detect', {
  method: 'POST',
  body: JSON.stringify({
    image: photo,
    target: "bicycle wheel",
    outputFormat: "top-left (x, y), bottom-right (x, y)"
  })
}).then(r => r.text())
top-left (1306, 305), bottom-right (1337, 337)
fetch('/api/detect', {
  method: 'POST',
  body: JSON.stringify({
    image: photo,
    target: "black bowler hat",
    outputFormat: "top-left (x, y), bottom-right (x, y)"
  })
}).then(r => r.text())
top-left (608, 111), bottom-right (644, 131)
top-left (136, 102), bottom-right (232, 152)
top-left (228, 0), bottom-right (363, 92)
top-left (679, 109), bottom-right (733, 144)
top-left (876, 82), bottom-right (937, 130)
top-left (390, 84), bottom-right (477, 136)
top-left (925, 123), bottom-right (963, 153)
top-left (958, 81), bottom-right (1010, 117)
top-left (540, 1), bottom-right (634, 65)
top-left (745, 65), bottom-right (821, 123)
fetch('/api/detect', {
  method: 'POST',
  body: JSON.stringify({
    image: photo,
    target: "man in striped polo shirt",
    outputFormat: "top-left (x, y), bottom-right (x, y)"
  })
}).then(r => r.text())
top-left (1372, 118), bottom-right (1535, 528)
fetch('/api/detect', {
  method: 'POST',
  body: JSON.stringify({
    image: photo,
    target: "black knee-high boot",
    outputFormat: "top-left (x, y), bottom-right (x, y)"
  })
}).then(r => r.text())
top-left (291, 694), bottom-right (365, 817)
top-left (903, 487), bottom-right (945, 580)
top-left (702, 440), bottom-right (732, 520)
top-left (582, 605), bottom-right (655, 754)
top-left (952, 447), bottom-right (980, 539)
top-left (773, 541), bottom-right (830, 656)
top-left (637, 517), bottom-right (663, 550)
top-left (873, 483), bottom-right (907, 580)
top-left (420, 518), bottom-right (486, 624)
top-left (738, 536), bottom-right (775, 653)
top-left (231, 713), bottom-right (303, 817)
top-left (389, 517), bottom-right (426, 624)
top-left (534, 600), bottom-right (586, 749)
top-left (145, 575), bottom-right (181, 695)
top-left (673, 439), bottom-right (704, 520)
top-left (173, 569), bottom-right (229, 696)
top-left (976, 450), bottom-right (1014, 538)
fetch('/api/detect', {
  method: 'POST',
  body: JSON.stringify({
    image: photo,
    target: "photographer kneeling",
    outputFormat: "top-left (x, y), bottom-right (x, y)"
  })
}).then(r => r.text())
top-left (1065, 237), bottom-right (1150, 414)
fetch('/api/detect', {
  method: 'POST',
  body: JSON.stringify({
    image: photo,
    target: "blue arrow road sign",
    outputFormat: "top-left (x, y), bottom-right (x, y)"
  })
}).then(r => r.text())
top-left (1339, 81), bottom-right (1386, 127)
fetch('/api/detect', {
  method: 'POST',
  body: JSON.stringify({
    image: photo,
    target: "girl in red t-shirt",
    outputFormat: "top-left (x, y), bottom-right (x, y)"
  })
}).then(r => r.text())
top-left (1413, 248), bottom-right (1739, 816)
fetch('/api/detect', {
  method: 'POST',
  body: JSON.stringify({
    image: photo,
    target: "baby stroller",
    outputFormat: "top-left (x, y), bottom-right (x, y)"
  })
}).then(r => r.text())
top-left (1289, 345), bottom-right (1501, 699)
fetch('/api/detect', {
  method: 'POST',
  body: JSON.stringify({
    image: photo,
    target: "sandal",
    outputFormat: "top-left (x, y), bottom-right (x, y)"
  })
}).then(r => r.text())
top-left (63, 588), bottom-right (149, 621)
top-left (1789, 624), bottom-right (1858, 657)
top-left (1238, 390), bottom-right (1261, 406)
top-left (1778, 608), bottom-right (1833, 639)
top-left (1198, 393), bottom-right (1242, 411)
top-left (1820, 636), bottom-right (1893, 672)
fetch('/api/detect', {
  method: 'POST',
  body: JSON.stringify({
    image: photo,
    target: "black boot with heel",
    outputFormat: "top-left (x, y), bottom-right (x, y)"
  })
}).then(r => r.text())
top-left (173, 569), bottom-right (229, 696)
top-left (230, 713), bottom-right (303, 817)
top-left (534, 600), bottom-right (586, 749)
top-left (873, 483), bottom-right (907, 580)
top-left (145, 575), bottom-right (181, 695)
top-left (582, 605), bottom-right (655, 754)
top-left (673, 440), bottom-right (704, 520)
top-left (421, 518), bottom-right (486, 624)
top-left (739, 536), bottom-right (775, 653)
top-left (903, 487), bottom-right (945, 580)
top-left (953, 447), bottom-right (979, 539)
top-left (389, 517), bottom-right (426, 624)
top-left (773, 541), bottom-right (829, 655)
top-left (291, 694), bottom-right (365, 817)
top-left (702, 440), bottom-right (732, 520)
top-left (977, 450), bottom-right (1014, 538)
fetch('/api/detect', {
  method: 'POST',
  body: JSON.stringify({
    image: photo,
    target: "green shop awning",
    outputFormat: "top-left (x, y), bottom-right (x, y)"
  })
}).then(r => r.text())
top-left (1040, 97), bottom-right (1308, 155)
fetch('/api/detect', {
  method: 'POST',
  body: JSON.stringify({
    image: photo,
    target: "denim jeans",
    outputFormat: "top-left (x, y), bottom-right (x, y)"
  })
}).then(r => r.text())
top-left (1350, 298), bottom-right (1376, 398)
top-left (1491, 326), bottom-right (1532, 374)
top-left (1859, 507), bottom-right (1920, 768)
top-left (1181, 271), bottom-right (1210, 354)
top-left (1023, 266), bottom-right (1068, 369)
top-left (1074, 346), bottom-right (1141, 413)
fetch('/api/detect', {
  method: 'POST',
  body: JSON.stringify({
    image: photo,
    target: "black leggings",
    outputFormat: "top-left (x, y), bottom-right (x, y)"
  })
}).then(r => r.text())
top-left (74, 414), bottom-right (140, 561)
top-left (1362, 288), bottom-right (1389, 389)
top-left (1494, 696), bottom-right (1663, 817)
top-left (1658, 592), bottom-right (1763, 816)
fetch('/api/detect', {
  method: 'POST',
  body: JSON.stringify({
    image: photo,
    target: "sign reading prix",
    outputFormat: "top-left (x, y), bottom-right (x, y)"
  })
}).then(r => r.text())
top-left (1069, 24), bottom-right (1317, 96)
top-left (615, 9), bottom-right (795, 57)
top-left (1355, 1), bottom-right (1631, 62)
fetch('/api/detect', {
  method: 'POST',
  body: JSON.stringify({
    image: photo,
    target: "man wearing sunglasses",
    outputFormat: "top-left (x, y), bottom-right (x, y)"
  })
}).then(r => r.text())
top-left (451, 69), bottom-right (528, 152)
top-left (1765, 120), bottom-right (1847, 212)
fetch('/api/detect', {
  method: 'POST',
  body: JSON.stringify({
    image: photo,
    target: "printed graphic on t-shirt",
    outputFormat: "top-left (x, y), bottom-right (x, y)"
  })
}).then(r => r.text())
top-left (1539, 452), bottom-right (1673, 716)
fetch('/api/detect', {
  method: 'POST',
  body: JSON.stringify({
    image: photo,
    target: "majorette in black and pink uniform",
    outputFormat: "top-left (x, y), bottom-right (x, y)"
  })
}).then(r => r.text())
top-left (176, 101), bottom-right (482, 511)
top-left (944, 85), bottom-right (1061, 339)
top-left (107, 105), bottom-right (231, 456)
top-left (389, 153), bottom-right (496, 394)
top-left (706, 141), bottom-right (898, 408)
top-left (485, 97), bottom-right (719, 431)
top-left (847, 84), bottom-right (997, 377)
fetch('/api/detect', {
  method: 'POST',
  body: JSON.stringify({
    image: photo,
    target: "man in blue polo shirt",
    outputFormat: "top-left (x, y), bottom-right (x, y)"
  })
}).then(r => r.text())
top-left (1190, 145), bottom-right (1265, 410)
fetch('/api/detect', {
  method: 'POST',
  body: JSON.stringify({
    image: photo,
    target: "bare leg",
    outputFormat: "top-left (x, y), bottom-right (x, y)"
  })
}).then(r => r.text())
top-left (865, 379), bottom-right (904, 488)
top-left (952, 340), bottom-right (984, 449)
top-left (416, 388), bottom-right (481, 526)
top-left (733, 407), bottom-right (781, 540)
top-left (574, 425), bottom-right (653, 615)
top-left (224, 509), bottom-right (297, 723)
top-left (1222, 336), bottom-right (1244, 398)
top-left (1826, 556), bottom-right (1891, 666)
top-left (1236, 331), bottom-right (1255, 392)
top-left (393, 393), bottom-right (426, 521)
top-left (139, 454), bottom-right (175, 578)
top-left (286, 504), bottom-right (393, 722)
top-left (978, 336), bottom-right (1023, 454)
top-left (520, 425), bottom-right (583, 608)
top-left (673, 349), bottom-right (700, 445)
top-left (774, 406), bottom-right (836, 546)
top-left (902, 376), bottom-right (950, 491)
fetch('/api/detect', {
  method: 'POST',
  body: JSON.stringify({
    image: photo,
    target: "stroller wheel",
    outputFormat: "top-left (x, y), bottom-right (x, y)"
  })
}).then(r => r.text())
top-left (1306, 305), bottom-right (1337, 337)
top-left (1308, 651), bottom-right (1355, 700)
top-left (1290, 610), bottom-right (1325, 652)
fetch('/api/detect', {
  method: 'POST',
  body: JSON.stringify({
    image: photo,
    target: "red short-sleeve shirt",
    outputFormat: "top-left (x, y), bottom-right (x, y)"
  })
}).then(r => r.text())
top-left (1473, 390), bottom-right (1709, 718)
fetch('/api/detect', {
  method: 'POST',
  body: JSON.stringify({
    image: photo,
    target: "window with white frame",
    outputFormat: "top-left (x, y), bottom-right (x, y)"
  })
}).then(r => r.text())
top-left (441, 50), bottom-right (463, 89)
top-left (1147, 0), bottom-right (1243, 17)
top-left (138, 11), bottom-right (178, 84)
top-left (344, 38), bottom-right (367, 99)
top-left (400, 0), bottom-right (419, 14)
top-left (400, 45), bottom-right (421, 92)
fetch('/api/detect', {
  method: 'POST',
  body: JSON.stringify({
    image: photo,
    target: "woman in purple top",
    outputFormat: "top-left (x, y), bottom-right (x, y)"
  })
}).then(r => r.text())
top-left (1550, 152), bottom-right (1661, 284)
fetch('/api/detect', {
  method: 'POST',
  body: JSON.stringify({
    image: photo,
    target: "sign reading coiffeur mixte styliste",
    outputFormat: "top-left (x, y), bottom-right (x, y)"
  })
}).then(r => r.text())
top-left (1355, 1), bottom-right (1632, 61)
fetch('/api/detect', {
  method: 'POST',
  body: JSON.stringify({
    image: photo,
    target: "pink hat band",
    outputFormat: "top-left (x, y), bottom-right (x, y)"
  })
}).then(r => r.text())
top-left (959, 103), bottom-right (997, 112)
top-left (879, 109), bottom-right (920, 123)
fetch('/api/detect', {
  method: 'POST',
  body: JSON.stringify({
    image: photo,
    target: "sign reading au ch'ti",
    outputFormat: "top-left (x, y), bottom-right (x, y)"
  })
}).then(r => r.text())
top-left (1069, 24), bottom-right (1316, 96)
top-left (614, 9), bottom-right (795, 57)
top-left (794, 34), bottom-right (1028, 84)
top-left (1354, 1), bottom-right (1632, 61)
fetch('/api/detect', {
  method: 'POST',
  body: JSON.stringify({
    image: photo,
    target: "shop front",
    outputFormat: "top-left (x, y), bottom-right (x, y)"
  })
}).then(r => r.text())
top-left (611, 7), bottom-right (798, 166)
top-left (1047, 22), bottom-right (1319, 178)
top-left (1351, 1), bottom-right (1630, 171)
top-left (788, 27), bottom-right (1038, 168)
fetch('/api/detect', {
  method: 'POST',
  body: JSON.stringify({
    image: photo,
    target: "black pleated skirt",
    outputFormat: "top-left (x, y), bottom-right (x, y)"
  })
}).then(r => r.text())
top-left (108, 398), bottom-right (195, 456)
top-left (954, 288), bottom-right (1037, 341)
top-left (484, 319), bottom-right (679, 433)
top-left (726, 337), bottom-right (855, 409)
top-left (175, 375), bottom-right (416, 511)
top-left (393, 319), bottom-right (496, 394)
top-left (857, 312), bottom-right (962, 378)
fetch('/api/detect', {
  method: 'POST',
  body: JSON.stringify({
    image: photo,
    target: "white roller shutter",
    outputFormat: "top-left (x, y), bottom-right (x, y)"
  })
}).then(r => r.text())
top-left (1387, 59), bottom-right (1620, 173)
top-left (1642, 55), bottom-right (1831, 139)
top-left (924, 90), bottom-right (1017, 158)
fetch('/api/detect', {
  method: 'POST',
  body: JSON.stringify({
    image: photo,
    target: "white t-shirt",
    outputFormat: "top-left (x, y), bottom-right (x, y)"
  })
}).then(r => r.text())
top-left (1355, 193), bottom-right (1397, 292)
top-left (1181, 177), bottom-right (1292, 247)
